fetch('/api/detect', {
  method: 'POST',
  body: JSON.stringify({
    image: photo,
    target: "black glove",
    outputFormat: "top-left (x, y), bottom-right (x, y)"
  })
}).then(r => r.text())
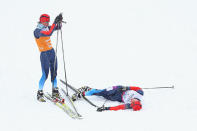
top-left (54, 14), bottom-right (63, 24)
top-left (97, 106), bottom-right (109, 112)
top-left (121, 86), bottom-right (129, 91)
top-left (116, 86), bottom-right (129, 91)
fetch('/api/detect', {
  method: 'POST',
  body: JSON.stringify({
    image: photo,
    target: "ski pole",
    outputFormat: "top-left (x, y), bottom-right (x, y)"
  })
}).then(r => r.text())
top-left (142, 85), bottom-right (174, 89)
top-left (52, 24), bottom-right (59, 88)
top-left (60, 24), bottom-right (69, 95)
top-left (102, 99), bottom-right (108, 107)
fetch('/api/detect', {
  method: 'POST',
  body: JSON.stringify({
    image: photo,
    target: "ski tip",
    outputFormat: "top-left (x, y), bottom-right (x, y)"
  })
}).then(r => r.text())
top-left (78, 117), bottom-right (83, 120)
top-left (76, 115), bottom-right (83, 120)
top-left (172, 85), bottom-right (175, 89)
top-left (38, 98), bottom-right (46, 102)
top-left (71, 115), bottom-right (83, 120)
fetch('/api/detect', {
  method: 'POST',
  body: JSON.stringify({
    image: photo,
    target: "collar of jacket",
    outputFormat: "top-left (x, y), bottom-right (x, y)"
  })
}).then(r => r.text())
top-left (37, 23), bottom-right (46, 29)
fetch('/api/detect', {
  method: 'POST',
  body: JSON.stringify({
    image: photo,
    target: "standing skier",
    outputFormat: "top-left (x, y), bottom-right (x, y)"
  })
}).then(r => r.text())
top-left (72, 85), bottom-right (144, 111)
top-left (34, 14), bottom-right (63, 102)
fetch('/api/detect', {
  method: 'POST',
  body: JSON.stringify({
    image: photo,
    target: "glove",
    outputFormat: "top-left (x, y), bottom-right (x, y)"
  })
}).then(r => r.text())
top-left (117, 86), bottom-right (129, 91)
top-left (97, 106), bottom-right (109, 112)
top-left (54, 14), bottom-right (63, 24)
top-left (121, 87), bottom-right (129, 91)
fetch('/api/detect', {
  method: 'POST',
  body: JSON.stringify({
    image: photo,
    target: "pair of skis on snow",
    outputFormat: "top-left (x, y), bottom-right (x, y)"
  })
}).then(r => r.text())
top-left (60, 79), bottom-right (99, 108)
top-left (43, 79), bottom-right (98, 119)
top-left (44, 92), bottom-right (81, 119)
top-left (43, 88), bottom-right (82, 119)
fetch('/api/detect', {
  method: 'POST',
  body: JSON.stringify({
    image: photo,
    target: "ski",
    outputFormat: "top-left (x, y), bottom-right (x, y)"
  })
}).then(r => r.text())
top-left (60, 88), bottom-right (82, 118)
top-left (60, 79), bottom-right (98, 107)
top-left (44, 93), bottom-right (82, 119)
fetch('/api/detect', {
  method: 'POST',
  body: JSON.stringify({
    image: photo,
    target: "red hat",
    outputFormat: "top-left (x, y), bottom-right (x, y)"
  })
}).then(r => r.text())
top-left (40, 14), bottom-right (50, 23)
top-left (131, 99), bottom-right (142, 111)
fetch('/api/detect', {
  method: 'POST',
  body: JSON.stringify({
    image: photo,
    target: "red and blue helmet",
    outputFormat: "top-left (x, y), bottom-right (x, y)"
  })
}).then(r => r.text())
top-left (131, 98), bottom-right (142, 111)
top-left (40, 14), bottom-right (50, 23)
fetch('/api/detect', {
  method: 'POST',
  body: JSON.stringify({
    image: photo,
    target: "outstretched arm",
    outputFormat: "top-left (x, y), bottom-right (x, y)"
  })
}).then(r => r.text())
top-left (108, 104), bottom-right (127, 111)
top-left (111, 86), bottom-right (144, 95)
top-left (96, 105), bottom-right (126, 111)
top-left (97, 102), bottom-right (142, 112)
top-left (128, 86), bottom-right (144, 96)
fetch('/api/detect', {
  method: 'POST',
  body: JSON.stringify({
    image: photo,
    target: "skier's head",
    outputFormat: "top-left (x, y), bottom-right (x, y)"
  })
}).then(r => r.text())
top-left (40, 14), bottom-right (50, 26)
top-left (130, 98), bottom-right (142, 111)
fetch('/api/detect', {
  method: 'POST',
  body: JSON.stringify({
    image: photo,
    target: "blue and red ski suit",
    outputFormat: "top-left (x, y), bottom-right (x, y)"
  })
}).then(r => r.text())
top-left (84, 86), bottom-right (144, 111)
top-left (34, 23), bottom-right (61, 90)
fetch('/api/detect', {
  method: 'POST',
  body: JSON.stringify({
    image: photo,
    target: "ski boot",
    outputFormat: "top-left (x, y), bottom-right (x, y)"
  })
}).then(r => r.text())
top-left (77, 86), bottom-right (91, 93)
top-left (52, 87), bottom-right (60, 98)
top-left (72, 86), bottom-right (91, 101)
top-left (37, 90), bottom-right (46, 102)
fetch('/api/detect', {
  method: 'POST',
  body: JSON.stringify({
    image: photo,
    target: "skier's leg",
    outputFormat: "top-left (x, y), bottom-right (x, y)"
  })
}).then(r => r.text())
top-left (84, 86), bottom-right (121, 96)
top-left (87, 87), bottom-right (123, 102)
top-left (49, 49), bottom-right (58, 88)
top-left (85, 89), bottom-right (105, 96)
top-left (48, 49), bottom-right (60, 97)
top-left (37, 52), bottom-right (49, 102)
top-left (38, 52), bottom-right (49, 90)
top-left (106, 85), bottom-right (124, 91)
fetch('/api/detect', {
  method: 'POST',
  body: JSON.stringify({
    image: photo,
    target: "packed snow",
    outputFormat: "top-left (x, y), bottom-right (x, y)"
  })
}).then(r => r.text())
top-left (0, 0), bottom-right (196, 131)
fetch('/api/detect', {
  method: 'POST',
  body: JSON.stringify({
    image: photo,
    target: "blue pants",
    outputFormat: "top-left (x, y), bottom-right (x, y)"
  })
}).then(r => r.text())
top-left (85, 88), bottom-right (123, 102)
top-left (39, 49), bottom-right (57, 90)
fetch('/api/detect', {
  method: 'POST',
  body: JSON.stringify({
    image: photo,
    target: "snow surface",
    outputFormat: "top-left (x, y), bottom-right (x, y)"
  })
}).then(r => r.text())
top-left (0, 0), bottom-right (197, 131)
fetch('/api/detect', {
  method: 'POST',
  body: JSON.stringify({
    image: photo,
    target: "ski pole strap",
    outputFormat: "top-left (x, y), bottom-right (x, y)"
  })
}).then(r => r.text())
top-left (62, 21), bottom-right (67, 24)
top-left (142, 85), bottom-right (174, 89)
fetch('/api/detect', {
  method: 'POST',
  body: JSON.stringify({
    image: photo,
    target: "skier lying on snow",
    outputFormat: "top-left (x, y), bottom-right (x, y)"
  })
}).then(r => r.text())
top-left (72, 85), bottom-right (144, 112)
